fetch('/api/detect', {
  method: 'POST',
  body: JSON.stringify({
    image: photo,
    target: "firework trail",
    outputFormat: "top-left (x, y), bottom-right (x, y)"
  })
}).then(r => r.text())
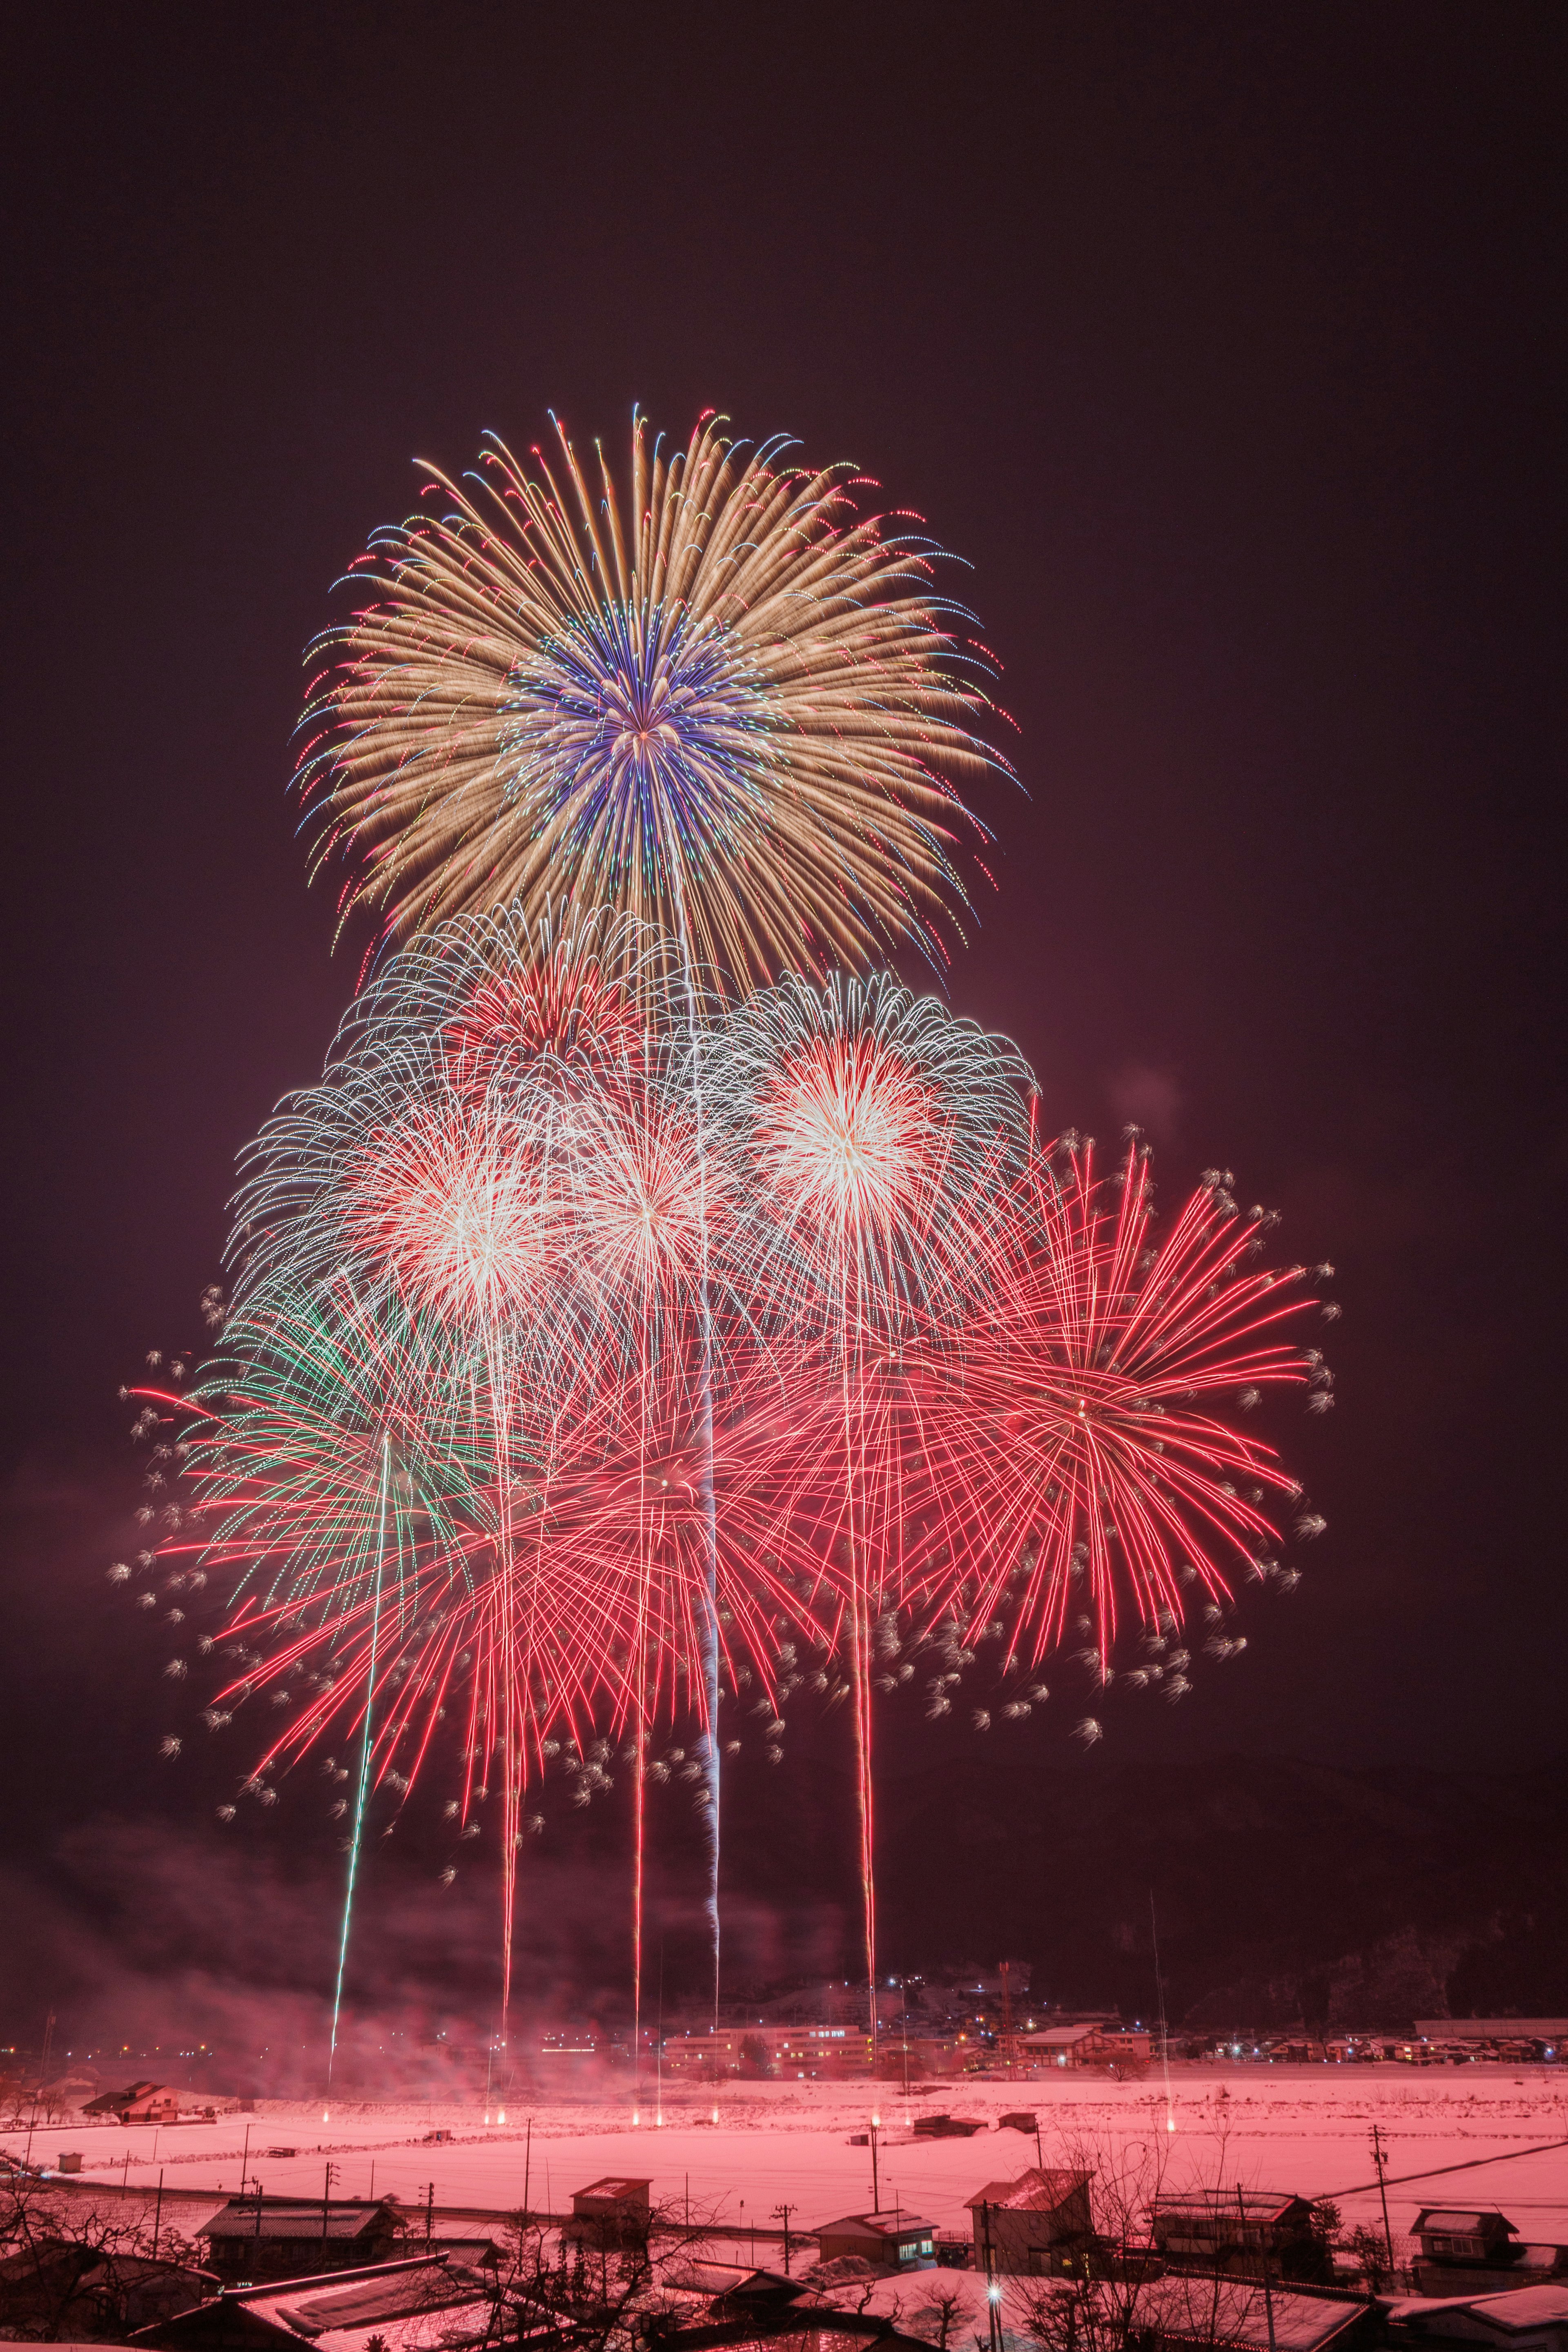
top-left (707, 970), bottom-right (1031, 2027)
top-left (298, 407), bottom-right (1014, 2011)
top-left (122, 411), bottom-right (1338, 2069)
top-left (159, 907), bottom-right (837, 2040)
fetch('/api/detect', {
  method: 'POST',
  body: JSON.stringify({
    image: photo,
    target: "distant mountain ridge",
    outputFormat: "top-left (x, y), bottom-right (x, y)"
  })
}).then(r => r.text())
top-left (816, 1750), bottom-right (1568, 2031)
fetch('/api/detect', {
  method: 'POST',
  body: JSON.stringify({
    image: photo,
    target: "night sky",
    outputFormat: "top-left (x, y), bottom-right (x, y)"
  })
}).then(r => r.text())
top-left (2, 5), bottom-right (1562, 2030)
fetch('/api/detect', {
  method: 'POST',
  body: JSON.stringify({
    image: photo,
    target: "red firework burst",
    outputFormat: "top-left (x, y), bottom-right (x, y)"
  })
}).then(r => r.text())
top-left (906, 1132), bottom-right (1325, 1677)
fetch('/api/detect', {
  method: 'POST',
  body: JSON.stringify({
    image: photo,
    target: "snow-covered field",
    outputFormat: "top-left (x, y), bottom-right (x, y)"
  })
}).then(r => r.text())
top-left (10, 2068), bottom-right (1567, 2248)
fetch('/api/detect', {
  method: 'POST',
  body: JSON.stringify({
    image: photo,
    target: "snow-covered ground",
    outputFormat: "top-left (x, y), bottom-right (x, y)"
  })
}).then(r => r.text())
top-left (9, 2067), bottom-right (1567, 2249)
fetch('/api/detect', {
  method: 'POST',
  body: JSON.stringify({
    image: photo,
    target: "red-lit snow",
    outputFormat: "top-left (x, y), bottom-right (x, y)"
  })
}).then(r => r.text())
top-left (10, 2068), bottom-right (1566, 2249)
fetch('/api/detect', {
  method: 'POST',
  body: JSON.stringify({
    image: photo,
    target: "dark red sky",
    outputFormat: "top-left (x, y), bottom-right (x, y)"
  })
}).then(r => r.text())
top-left (2, 0), bottom-right (1561, 1868)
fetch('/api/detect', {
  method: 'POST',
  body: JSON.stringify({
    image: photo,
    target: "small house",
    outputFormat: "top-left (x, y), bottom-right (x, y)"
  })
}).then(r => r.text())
top-left (1129, 2274), bottom-right (1378, 2352)
top-left (1001, 2024), bottom-right (1154, 2071)
top-left (1150, 2189), bottom-right (1329, 2283)
top-left (1386, 2284), bottom-right (1568, 2352)
top-left (197, 2196), bottom-right (403, 2287)
top-left (129, 2250), bottom-right (496, 2352)
top-left (567, 2176), bottom-right (653, 2249)
top-left (965, 2169), bottom-right (1094, 2276)
top-left (84, 2080), bottom-right (178, 2123)
top-left (815, 2212), bottom-right (938, 2270)
top-left (1413, 2214), bottom-right (1568, 2297)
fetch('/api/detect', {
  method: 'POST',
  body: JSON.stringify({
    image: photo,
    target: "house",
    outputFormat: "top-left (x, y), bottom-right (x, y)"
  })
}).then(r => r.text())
top-left (815, 2212), bottom-right (938, 2270)
top-left (659, 2025), bottom-right (875, 2081)
top-left (84, 2079), bottom-right (180, 2123)
top-left (964, 2169), bottom-right (1094, 2276)
top-left (1385, 2284), bottom-right (1568, 2352)
top-left (196, 2196), bottom-right (404, 2286)
top-left (1412, 2021), bottom-right (1568, 2061)
top-left (1125, 2274), bottom-right (1378, 2352)
top-left (566, 2176), bottom-right (652, 2249)
top-left (662, 2262), bottom-right (820, 2324)
top-left (912, 2112), bottom-right (988, 2138)
top-left (1000, 2024), bottom-right (1153, 2070)
top-left (1412, 2214), bottom-right (1568, 2298)
top-left (130, 2251), bottom-right (499, 2352)
top-left (0, 2242), bottom-right (217, 2339)
top-left (1149, 2190), bottom-right (1331, 2284)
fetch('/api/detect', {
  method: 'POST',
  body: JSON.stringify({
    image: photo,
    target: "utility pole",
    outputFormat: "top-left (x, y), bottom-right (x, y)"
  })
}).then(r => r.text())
top-left (1238, 2186), bottom-right (1275, 2352)
top-left (153, 2169), bottom-right (165, 2261)
top-left (240, 2123), bottom-right (251, 2197)
top-left (772, 2203), bottom-right (797, 2276)
top-left (870, 2118), bottom-right (880, 2213)
top-left (981, 2201), bottom-right (1002, 2352)
top-left (425, 2180), bottom-right (436, 2246)
top-left (1371, 2126), bottom-right (1396, 2284)
top-left (1152, 1893), bottom-right (1176, 2136)
top-left (522, 2116), bottom-right (532, 2222)
top-left (323, 2160), bottom-right (340, 2242)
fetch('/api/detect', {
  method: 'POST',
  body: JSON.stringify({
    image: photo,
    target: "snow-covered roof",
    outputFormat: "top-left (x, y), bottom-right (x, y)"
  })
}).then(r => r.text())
top-left (818, 2212), bottom-right (937, 2241)
top-left (1417, 2213), bottom-right (1518, 2236)
top-left (203, 2201), bottom-right (396, 2242)
top-left (1154, 2189), bottom-right (1307, 2223)
top-left (965, 2169), bottom-right (1089, 2213)
top-left (172, 2253), bottom-right (498, 2346)
top-left (1388, 2285), bottom-right (1568, 2333)
top-left (1120, 2276), bottom-right (1368, 2352)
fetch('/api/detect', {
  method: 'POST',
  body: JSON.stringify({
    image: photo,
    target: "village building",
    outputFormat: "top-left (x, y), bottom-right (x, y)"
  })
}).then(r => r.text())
top-left (83, 2080), bottom-right (182, 2123)
top-left (129, 2250), bottom-right (500, 2352)
top-left (0, 2242), bottom-right (218, 2339)
top-left (656, 2024), bottom-right (875, 2080)
top-left (998, 2023), bottom-right (1153, 2070)
top-left (1127, 2274), bottom-right (1379, 2352)
top-left (814, 2212), bottom-right (938, 2270)
top-left (1149, 2189), bottom-right (1331, 2283)
top-left (1385, 2284), bottom-right (1568, 2352)
top-left (1412, 2213), bottom-right (1568, 2298)
top-left (1413, 2022), bottom-right (1568, 2062)
top-left (964, 2168), bottom-right (1094, 2276)
top-left (196, 2197), bottom-right (405, 2287)
top-left (565, 2177), bottom-right (652, 2249)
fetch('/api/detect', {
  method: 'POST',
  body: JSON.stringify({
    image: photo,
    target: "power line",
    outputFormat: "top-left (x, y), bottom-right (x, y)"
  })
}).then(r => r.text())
top-left (1329, 2135), bottom-right (1568, 2201)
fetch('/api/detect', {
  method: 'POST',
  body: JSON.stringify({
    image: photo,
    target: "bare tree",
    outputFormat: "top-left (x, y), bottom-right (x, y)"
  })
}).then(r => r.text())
top-left (474, 2190), bottom-right (746, 2352)
top-left (0, 2177), bottom-right (206, 2341)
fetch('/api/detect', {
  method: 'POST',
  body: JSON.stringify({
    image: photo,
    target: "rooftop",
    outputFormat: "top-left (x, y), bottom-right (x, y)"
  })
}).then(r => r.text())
top-left (1388, 2285), bottom-right (1568, 2332)
top-left (819, 2211), bottom-right (938, 2240)
top-left (272, 2258), bottom-right (494, 2337)
top-left (965, 2170), bottom-right (1089, 2214)
top-left (129, 2255), bottom-right (501, 2352)
top-left (202, 2199), bottom-right (398, 2243)
top-left (1123, 2277), bottom-right (1368, 2352)
top-left (1154, 2191), bottom-right (1305, 2223)
top-left (1416, 2212), bottom-right (1518, 2236)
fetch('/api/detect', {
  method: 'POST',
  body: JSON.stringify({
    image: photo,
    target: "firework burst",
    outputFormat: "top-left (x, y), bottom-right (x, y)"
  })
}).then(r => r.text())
top-left (909, 1132), bottom-right (1325, 1678)
top-left (300, 413), bottom-right (1011, 986)
top-left (705, 969), bottom-right (1032, 2016)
